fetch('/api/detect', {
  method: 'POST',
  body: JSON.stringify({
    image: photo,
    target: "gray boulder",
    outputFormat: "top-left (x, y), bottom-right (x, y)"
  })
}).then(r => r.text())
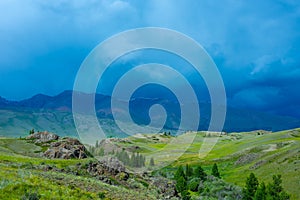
top-left (43, 137), bottom-right (88, 159)
top-left (26, 131), bottom-right (59, 143)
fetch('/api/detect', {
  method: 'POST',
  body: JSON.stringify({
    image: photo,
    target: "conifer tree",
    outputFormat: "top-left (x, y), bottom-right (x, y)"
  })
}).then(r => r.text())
top-left (176, 176), bottom-right (187, 193)
top-left (195, 166), bottom-right (207, 181)
top-left (267, 175), bottom-right (290, 200)
top-left (185, 164), bottom-right (193, 178)
top-left (254, 182), bottom-right (266, 200)
top-left (174, 166), bottom-right (186, 181)
top-left (243, 173), bottom-right (259, 200)
top-left (150, 157), bottom-right (155, 166)
top-left (211, 163), bottom-right (221, 178)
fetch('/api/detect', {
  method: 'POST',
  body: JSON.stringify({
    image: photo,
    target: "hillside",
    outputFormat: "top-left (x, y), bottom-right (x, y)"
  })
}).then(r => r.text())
top-left (0, 133), bottom-right (178, 200)
top-left (97, 128), bottom-right (300, 199)
top-left (0, 128), bottom-right (299, 199)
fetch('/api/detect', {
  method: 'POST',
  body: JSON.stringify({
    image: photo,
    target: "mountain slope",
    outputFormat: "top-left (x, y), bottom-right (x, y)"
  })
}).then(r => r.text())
top-left (0, 91), bottom-right (299, 137)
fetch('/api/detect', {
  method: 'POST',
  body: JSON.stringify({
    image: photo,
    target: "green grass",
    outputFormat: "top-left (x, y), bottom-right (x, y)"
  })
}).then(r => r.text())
top-left (117, 129), bottom-right (300, 199)
top-left (0, 138), bottom-right (160, 200)
top-left (1, 128), bottom-right (300, 199)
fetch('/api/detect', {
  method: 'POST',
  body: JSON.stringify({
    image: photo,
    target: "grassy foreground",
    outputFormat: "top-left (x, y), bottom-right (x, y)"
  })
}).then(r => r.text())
top-left (0, 128), bottom-right (299, 199)
top-left (0, 138), bottom-right (161, 200)
top-left (111, 128), bottom-right (300, 199)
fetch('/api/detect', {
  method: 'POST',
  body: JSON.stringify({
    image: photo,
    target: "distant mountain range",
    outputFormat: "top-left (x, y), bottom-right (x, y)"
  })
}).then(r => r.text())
top-left (0, 90), bottom-right (299, 137)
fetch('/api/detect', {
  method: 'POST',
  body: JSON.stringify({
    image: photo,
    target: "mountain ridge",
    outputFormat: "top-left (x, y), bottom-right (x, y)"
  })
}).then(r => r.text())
top-left (0, 90), bottom-right (299, 137)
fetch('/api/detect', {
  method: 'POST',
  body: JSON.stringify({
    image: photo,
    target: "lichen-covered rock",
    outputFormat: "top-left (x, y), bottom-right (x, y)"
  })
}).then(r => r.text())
top-left (43, 137), bottom-right (88, 159)
top-left (26, 131), bottom-right (59, 143)
top-left (150, 177), bottom-right (178, 199)
top-left (87, 158), bottom-right (129, 183)
top-left (98, 156), bottom-right (126, 175)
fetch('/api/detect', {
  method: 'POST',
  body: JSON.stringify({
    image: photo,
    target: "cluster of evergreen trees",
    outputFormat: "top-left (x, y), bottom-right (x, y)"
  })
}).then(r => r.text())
top-left (88, 140), bottom-right (154, 168)
top-left (174, 164), bottom-right (290, 200)
top-left (88, 145), bottom-right (105, 157)
top-left (87, 140), bottom-right (105, 156)
top-left (116, 150), bottom-right (146, 168)
top-left (174, 163), bottom-right (221, 199)
top-left (243, 173), bottom-right (290, 200)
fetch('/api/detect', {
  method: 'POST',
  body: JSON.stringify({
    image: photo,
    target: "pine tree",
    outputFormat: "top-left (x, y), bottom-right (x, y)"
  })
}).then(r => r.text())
top-left (185, 164), bottom-right (193, 178)
top-left (150, 157), bottom-right (155, 166)
top-left (174, 166), bottom-right (186, 181)
top-left (176, 176), bottom-right (187, 193)
top-left (211, 163), bottom-right (221, 178)
top-left (98, 148), bottom-right (104, 156)
top-left (131, 153), bottom-right (136, 167)
top-left (195, 166), bottom-right (207, 181)
top-left (243, 173), bottom-right (259, 200)
top-left (254, 182), bottom-right (266, 200)
top-left (267, 175), bottom-right (290, 200)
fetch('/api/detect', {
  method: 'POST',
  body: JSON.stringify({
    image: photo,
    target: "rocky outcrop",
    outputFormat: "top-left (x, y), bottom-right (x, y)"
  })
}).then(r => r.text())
top-left (150, 177), bottom-right (178, 199)
top-left (234, 153), bottom-right (259, 166)
top-left (26, 131), bottom-right (90, 159)
top-left (43, 137), bottom-right (88, 159)
top-left (99, 156), bottom-right (127, 175)
top-left (87, 158), bottom-right (129, 185)
top-left (88, 156), bottom-right (127, 176)
top-left (26, 131), bottom-right (59, 143)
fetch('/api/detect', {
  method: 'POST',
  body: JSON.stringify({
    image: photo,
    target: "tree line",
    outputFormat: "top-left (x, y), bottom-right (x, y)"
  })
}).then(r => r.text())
top-left (243, 173), bottom-right (290, 200)
top-left (115, 150), bottom-right (146, 168)
top-left (174, 163), bottom-right (290, 200)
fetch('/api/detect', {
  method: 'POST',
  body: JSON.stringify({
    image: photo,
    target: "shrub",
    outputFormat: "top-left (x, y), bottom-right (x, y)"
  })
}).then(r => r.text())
top-left (98, 192), bottom-right (106, 199)
top-left (188, 179), bottom-right (199, 192)
top-left (21, 191), bottom-right (40, 200)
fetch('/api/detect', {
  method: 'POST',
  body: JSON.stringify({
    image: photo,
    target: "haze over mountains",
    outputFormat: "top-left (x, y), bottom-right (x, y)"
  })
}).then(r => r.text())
top-left (0, 90), bottom-right (299, 137)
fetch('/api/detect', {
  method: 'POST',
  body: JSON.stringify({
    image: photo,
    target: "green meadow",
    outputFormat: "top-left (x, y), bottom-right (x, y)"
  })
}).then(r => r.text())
top-left (0, 128), bottom-right (299, 199)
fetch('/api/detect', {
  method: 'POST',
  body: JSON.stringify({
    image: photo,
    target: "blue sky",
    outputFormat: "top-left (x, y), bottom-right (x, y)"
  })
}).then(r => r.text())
top-left (0, 0), bottom-right (300, 118)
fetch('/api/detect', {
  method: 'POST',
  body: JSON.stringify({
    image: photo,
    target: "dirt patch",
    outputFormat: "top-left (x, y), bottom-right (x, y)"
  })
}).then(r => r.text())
top-left (263, 144), bottom-right (277, 152)
top-left (235, 153), bottom-right (259, 166)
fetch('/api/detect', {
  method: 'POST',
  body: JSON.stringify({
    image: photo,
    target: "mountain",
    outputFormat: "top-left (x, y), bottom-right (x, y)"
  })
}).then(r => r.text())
top-left (0, 90), bottom-right (299, 137)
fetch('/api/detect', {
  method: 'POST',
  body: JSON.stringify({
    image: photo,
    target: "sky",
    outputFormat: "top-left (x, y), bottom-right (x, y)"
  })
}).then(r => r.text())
top-left (0, 0), bottom-right (299, 118)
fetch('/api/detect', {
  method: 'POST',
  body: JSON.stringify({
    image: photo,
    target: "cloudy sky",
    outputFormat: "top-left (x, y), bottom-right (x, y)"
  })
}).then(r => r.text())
top-left (0, 0), bottom-right (299, 118)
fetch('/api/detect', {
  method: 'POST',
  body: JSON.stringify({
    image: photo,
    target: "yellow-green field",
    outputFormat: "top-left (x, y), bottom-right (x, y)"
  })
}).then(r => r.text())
top-left (1, 128), bottom-right (299, 199)
top-left (112, 129), bottom-right (300, 199)
top-left (0, 138), bottom-right (158, 200)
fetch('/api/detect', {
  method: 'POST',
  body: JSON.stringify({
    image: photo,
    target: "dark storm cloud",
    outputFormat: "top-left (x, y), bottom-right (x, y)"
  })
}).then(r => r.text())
top-left (0, 0), bottom-right (299, 117)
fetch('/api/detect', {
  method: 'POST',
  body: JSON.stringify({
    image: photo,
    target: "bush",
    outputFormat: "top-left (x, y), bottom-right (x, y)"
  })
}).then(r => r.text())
top-left (188, 179), bottom-right (199, 192)
top-left (21, 191), bottom-right (40, 200)
top-left (98, 192), bottom-right (106, 199)
top-left (181, 190), bottom-right (191, 200)
top-left (176, 176), bottom-right (187, 193)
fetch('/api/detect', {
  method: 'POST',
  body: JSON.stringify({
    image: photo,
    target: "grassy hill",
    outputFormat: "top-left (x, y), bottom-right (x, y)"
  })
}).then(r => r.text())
top-left (105, 128), bottom-right (300, 199)
top-left (0, 137), bottom-right (177, 200)
top-left (0, 128), bottom-right (299, 199)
